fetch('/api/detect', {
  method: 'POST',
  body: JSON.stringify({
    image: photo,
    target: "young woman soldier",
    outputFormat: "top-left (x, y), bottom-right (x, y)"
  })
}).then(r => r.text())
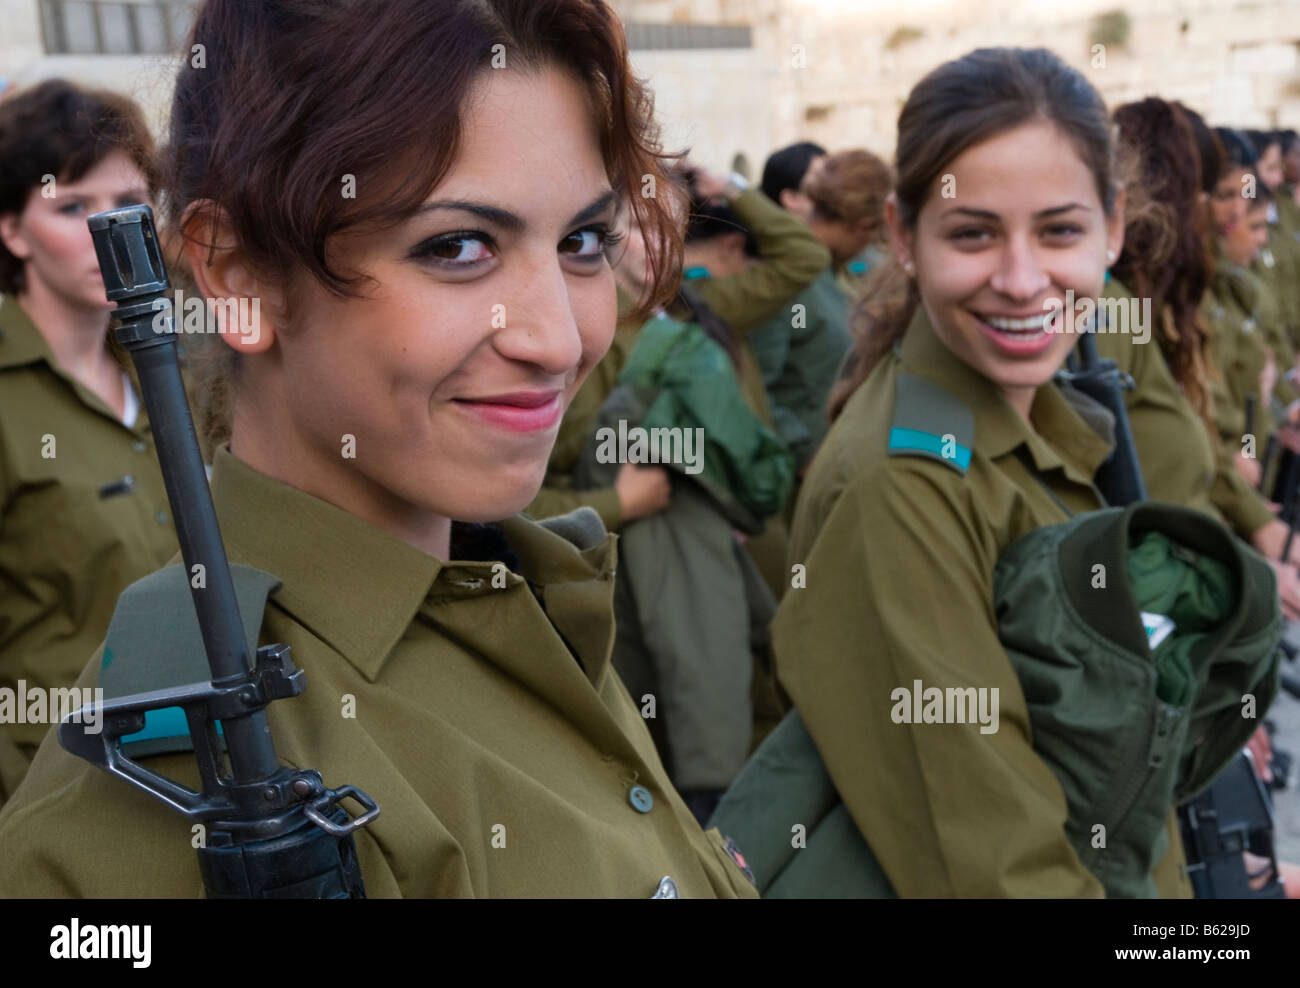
top-left (0, 0), bottom-right (756, 899)
top-left (772, 47), bottom-right (1192, 897)
top-left (0, 80), bottom-right (177, 807)
top-left (1202, 128), bottom-right (1300, 491)
top-left (1094, 98), bottom-right (1300, 619)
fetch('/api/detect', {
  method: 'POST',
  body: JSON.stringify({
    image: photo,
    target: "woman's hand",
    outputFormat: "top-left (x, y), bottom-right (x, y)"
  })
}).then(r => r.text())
top-left (1264, 558), bottom-right (1300, 621)
top-left (1245, 726), bottom-right (1274, 784)
top-left (1249, 517), bottom-right (1300, 567)
top-left (615, 463), bottom-right (672, 521)
top-left (686, 163), bottom-right (731, 203)
top-left (1260, 351), bottom-right (1278, 405)
top-left (1234, 451), bottom-right (1262, 487)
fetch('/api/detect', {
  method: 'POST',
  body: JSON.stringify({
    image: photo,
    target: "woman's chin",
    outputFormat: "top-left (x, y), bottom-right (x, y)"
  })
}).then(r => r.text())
top-left (448, 471), bottom-right (549, 524)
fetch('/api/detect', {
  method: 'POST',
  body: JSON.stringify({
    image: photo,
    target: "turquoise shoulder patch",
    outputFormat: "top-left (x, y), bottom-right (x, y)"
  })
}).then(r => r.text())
top-left (99, 562), bottom-right (282, 755)
top-left (887, 372), bottom-right (975, 474)
top-left (683, 266), bottom-right (711, 281)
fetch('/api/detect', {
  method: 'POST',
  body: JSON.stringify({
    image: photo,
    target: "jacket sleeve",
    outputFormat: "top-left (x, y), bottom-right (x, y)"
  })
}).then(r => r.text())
top-left (1209, 446), bottom-right (1275, 537)
top-left (690, 189), bottom-right (831, 336)
top-left (773, 461), bottom-right (1105, 898)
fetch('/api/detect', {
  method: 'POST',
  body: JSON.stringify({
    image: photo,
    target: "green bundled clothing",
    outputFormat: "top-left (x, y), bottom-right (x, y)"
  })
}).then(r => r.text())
top-left (573, 315), bottom-right (792, 791)
top-left (710, 497), bottom-right (1281, 897)
top-left (579, 314), bottom-right (795, 531)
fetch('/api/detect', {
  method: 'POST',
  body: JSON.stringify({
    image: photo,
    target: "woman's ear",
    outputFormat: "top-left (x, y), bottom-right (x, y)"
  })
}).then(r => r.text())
top-left (179, 201), bottom-right (278, 355)
top-left (884, 193), bottom-right (913, 270)
top-left (0, 211), bottom-right (31, 264)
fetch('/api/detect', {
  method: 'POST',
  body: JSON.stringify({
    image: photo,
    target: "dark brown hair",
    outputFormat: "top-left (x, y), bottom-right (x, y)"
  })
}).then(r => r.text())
top-left (830, 48), bottom-right (1117, 420)
top-left (1110, 98), bottom-right (1214, 422)
top-left (0, 78), bottom-right (158, 295)
top-left (169, 0), bottom-right (684, 444)
top-left (1180, 104), bottom-right (1224, 194)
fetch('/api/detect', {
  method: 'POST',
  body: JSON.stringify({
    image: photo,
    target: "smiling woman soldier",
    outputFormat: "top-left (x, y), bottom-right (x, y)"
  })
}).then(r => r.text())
top-left (771, 47), bottom-right (1198, 897)
top-left (0, 0), bottom-right (757, 899)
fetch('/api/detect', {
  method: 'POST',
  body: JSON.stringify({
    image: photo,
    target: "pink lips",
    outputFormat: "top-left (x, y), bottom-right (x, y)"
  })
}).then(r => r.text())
top-left (973, 313), bottom-right (1059, 357)
top-left (453, 390), bottom-right (563, 433)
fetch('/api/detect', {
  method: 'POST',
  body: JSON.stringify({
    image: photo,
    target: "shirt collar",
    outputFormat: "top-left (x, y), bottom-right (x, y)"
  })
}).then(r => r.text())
top-left (209, 446), bottom-right (617, 685)
top-left (897, 304), bottom-right (1111, 484)
top-left (0, 292), bottom-right (146, 433)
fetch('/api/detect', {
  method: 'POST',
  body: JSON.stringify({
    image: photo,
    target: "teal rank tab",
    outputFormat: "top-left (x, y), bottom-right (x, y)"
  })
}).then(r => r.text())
top-left (888, 427), bottom-right (972, 471)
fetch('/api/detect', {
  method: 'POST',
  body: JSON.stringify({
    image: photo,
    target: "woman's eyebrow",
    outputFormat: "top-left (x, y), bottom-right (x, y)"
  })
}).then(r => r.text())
top-left (939, 202), bottom-right (1090, 220)
top-left (417, 190), bottom-right (618, 232)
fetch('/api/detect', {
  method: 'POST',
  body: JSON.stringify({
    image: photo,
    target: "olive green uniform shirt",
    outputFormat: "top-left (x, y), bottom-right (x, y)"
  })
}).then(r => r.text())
top-left (834, 244), bottom-right (886, 306)
top-left (772, 307), bottom-right (1192, 897)
top-left (0, 295), bottom-right (177, 806)
top-left (0, 448), bottom-right (758, 898)
top-left (1258, 193), bottom-right (1300, 348)
top-left (1201, 259), bottom-right (1295, 448)
top-left (1092, 283), bottom-right (1274, 537)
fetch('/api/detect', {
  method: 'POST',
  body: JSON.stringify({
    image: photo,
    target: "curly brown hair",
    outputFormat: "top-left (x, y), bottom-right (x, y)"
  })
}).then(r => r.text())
top-left (1110, 98), bottom-right (1215, 423)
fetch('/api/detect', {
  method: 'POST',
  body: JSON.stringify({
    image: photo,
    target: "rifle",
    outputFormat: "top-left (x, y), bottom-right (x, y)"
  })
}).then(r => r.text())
top-left (1179, 751), bottom-right (1286, 898)
top-left (1060, 329), bottom-right (1147, 506)
top-left (58, 205), bottom-right (378, 898)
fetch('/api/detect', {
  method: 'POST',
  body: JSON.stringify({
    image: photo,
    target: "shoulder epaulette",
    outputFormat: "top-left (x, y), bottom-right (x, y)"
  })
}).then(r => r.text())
top-left (887, 371), bottom-right (974, 474)
top-left (98, 562), bottom-right (282, 756)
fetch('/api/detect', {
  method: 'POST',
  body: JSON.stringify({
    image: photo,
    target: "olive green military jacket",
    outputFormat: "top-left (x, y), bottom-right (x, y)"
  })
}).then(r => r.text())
top-left (1258, 193), bottom-right (1300, 348)
top-left (1091, 283), bottom-right (1274, 538)
top-left (771, 307), bottom-right (1193, 897)
top-left (748, 268), bottom-right (852, 470)
top-left (0, 295), bottom-right (177, 807)
top-left (1201, 259), bottom-right (1295, 448)
top-left (834, 244), bottom-right (886, 306)
top-left (0, 448), bottom-right (758, 898)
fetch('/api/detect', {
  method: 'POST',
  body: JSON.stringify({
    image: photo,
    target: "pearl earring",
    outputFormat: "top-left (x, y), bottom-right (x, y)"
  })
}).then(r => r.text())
top-left (1106, 249), bottom-right (1116, 264)
top-left (903, 260), bottom-right (915, 275)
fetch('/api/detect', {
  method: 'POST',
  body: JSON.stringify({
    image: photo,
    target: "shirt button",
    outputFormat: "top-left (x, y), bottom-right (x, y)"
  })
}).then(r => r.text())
top-left (628, 785), bottom-right (654, 813)
top-left (650, 876), bottom-right (679, 898)
top-left (155, 510), bottom-right (169, 525)
top-left (132, 439), bottom-right (148, 453)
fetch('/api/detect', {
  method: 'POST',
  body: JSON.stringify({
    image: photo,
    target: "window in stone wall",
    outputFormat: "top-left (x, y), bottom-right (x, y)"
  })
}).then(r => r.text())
top-left (40, 0), bottom-right (198, 55)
